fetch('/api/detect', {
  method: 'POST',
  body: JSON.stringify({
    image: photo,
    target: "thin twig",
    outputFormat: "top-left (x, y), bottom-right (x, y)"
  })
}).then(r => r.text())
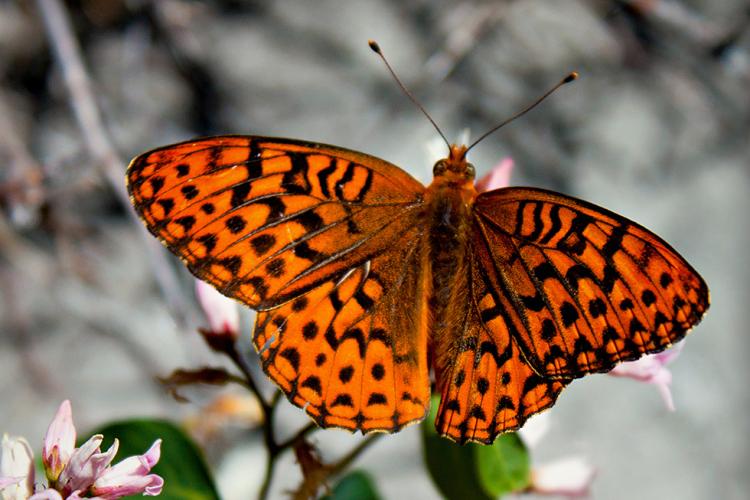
top-left (0, 91), bottom-right (45, 228)
top-left (277, 422), bottom-right (318, 451)
top-left (291, 432), bottom-right (384, 500)
top-left (225, 345), bottom-right (277, 500)
top-left (258, 452), bottom-right (276, 500)
top-left (34, 0), bottom-right (195, 330)
top-left (328, 433), bottom-right (383, 477)
top-left (226, 346), bottom-right (272, 413)
top-left (224, 342), bottom-right (325, 500)
top-left (225, 345), bottom-right (276, 500)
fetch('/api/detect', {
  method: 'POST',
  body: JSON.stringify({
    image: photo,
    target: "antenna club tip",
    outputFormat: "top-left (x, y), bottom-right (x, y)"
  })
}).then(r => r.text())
top-left (563, 71), bottom-right (579, 83)
top-left (368, 40), bottom-right (382, 54)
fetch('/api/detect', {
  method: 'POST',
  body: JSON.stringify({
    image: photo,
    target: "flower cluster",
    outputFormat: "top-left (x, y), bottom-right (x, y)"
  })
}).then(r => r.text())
top-left (0, 401), bottom-right (163, 500)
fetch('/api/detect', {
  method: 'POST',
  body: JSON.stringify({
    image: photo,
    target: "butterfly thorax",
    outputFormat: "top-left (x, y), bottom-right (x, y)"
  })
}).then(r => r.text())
top-left (424, 146), bottom-right (478, 367)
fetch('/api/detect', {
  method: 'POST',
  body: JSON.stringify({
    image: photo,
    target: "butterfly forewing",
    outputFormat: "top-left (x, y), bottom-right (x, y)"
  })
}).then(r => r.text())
top-left (473, 187), bottom-right (709, 379)
top-left (127, 136), bottom-right (425, 309)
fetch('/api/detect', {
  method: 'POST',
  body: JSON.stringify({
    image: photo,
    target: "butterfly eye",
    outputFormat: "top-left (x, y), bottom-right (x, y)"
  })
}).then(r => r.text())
top-left (465, 163), bottom-right (475, 179)
top-left (433, 160), bottom-right (448, 176)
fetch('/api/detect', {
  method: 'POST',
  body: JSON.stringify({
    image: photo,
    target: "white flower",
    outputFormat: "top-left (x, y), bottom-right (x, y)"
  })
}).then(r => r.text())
top-left (0, 434), bottom-right (34, 500)
top-left (56, 436), bottom-right (118, 497)
top-left (2, 401), bottom-right (164, 499)
top-left (531, 456), bottom-right (596, 497)
top-left (520, 413), bottom-right (596, 497)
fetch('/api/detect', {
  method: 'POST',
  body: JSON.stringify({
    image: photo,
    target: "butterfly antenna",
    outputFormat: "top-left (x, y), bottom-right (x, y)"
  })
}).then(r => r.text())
top-left (465, 72), bottom-right (579, 154)
top-left (368, 40), bottom-right (451, 149)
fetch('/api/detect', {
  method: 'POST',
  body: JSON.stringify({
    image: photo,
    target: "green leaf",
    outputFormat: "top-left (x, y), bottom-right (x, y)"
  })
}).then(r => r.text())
top-left (323, 470), bottom-right (381, 500)
top-left (421, 395), bottom-right (531, 499)
top-left (421, 396), bottom-right (493, 500)
top-left (475, 433), bottom-right (530, 497)
top-left (84, 419), bottom-right (220, 500)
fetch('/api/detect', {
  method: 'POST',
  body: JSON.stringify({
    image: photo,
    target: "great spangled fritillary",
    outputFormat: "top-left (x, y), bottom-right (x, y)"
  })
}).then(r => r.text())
top-left (127, 134), bottom-right (708, 444)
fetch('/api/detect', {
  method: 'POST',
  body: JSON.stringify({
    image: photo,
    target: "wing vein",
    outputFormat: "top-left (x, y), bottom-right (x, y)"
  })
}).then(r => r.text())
top-left (475, 213), bottom-right (571, 370)
top-left (274, 205), bottom-right (420, 290)
top-left (472, 215), bottom-right (537, 352)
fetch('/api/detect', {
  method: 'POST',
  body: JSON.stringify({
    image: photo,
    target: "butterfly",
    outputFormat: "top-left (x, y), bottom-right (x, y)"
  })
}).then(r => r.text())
top-left (127, 132), bottom-right (708, 444)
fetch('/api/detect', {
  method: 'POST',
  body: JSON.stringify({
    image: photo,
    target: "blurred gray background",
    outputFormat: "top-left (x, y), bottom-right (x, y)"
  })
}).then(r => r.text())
top-left (1, 0), bottom-right (748, 498)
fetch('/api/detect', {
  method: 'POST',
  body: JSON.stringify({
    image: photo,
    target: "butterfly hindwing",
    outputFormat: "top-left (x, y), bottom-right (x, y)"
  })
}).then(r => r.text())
top-left (433, 239), bottom-right (569, 444)
top-left (254, 224), bottom-right (431, 433)
top-left (127, 135), bottom-right (425, 309)
top-left (472, 187), bottom-right (709, 379)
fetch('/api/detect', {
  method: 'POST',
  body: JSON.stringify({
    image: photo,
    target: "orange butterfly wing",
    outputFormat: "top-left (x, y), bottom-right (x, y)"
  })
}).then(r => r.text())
top-left (434, 243), bottom-right (569, 443)
top-left (434, 187), bottom-right (708, 443)
top-left (127, 136), bottom-right (423, 307)
top-left (128, 135), bottom-right (431, 432)
top-left (474, 187), bottom-right (708, 377)
top-left (254, 228), bottom-right (430, 432)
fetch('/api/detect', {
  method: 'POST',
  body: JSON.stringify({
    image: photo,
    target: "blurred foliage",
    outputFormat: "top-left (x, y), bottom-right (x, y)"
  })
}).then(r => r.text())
top-left (323, 470), bottom-right (382, 500)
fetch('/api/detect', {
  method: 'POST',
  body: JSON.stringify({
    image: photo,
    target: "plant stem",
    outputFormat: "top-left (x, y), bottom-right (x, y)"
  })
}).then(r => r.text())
top-left (277, 422), bottom-right (318, 451)
top-left (225, 330), bottom-right (384, 499)
top-left (258, 452), bottom-right (276, 500)
top-left (226, 344), bottom-right (304, 499)
top-left (35, 0), bottom-right (195, 330)
top-left (329, 433), bottom-right (383, 476)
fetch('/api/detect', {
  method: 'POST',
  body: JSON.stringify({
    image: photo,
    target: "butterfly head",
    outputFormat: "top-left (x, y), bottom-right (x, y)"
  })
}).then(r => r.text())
top-left (433, 144), bottom-right (475, 183)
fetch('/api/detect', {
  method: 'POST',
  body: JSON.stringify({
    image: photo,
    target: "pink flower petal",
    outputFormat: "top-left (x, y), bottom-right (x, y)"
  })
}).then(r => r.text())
top-left (28, 489), bottom-right (64, 500)
top-left (531, 456), bottom-right (596, 497)
top-left (475, 157), bottom-right (514, 192)
top-left (43, 401), bottom-right (77, 483)
top-left (196, 279), bottom-right (240, 339)
top-left (1, 434), bottom-right (35, 499)
top-left (652, 343), bottom-right (683, 365)
top-left (92, 440), bottom-right (164, 499)
top-left (57, 435), bottom-right (119, 496)
top-left (609, 343), bottom-right (682, 411)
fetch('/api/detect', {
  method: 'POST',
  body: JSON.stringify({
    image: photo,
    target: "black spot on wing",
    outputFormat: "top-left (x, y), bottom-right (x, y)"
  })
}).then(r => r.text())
top-left (251, 234), bottom-right (276, 256)
top-left (302, 321), bottom-right (318, 340)
top-left (331, 394), bottom-right (354, 408)
top-left (301, 375), bottom-right (322, 395)
top-left (341, 328), bottom-right (366, 358)
top-left (367, 393), bottom-right (387, 406)
top-left (226, 215), bottom-right (247, 234)
top-left (280, 348), bottom-right (300, 371)
top-left (157, 198), bottom-right (174, 215)
top-left (560, 302), bottom-right (579, 327)
top-left (339, 366), bottom-right (354, 383)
